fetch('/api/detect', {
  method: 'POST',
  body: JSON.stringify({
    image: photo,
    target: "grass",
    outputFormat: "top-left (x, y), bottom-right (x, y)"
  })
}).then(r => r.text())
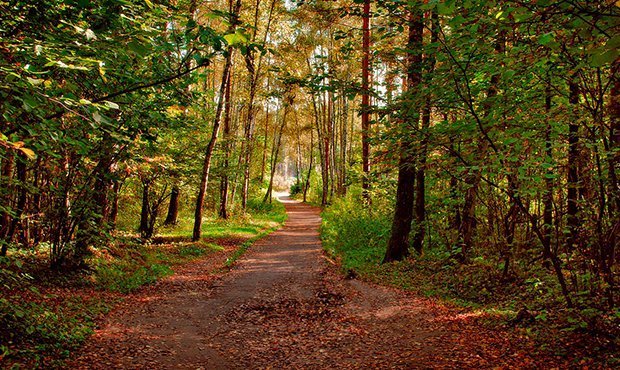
top-left (0, 198), bottom-right (287, 368)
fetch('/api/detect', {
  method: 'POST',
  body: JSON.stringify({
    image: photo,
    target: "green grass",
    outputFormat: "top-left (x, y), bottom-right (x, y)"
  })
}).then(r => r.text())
top-left (91, 241), bottom-right (223, 293)
top-left (157, 199), bottom-right (286, 241)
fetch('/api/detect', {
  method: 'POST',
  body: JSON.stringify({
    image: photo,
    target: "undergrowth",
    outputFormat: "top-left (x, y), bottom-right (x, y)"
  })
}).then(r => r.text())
top-left (321, 195), bottom-right (619, 366)
top-left (0, 198), bottom-right (286, 368)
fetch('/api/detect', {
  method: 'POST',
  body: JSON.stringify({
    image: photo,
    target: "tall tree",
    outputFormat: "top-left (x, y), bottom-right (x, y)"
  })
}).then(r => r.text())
top-left (193, 0), bottom-right (242, 241)
top-left (383, 3), bottom-right (423, 263)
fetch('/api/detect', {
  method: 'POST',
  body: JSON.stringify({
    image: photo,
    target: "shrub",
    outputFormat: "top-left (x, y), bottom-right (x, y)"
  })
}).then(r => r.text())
top-left (289, 181), bottom-right (303, 196)
top-left (321, 195), bottom-right (391, 272)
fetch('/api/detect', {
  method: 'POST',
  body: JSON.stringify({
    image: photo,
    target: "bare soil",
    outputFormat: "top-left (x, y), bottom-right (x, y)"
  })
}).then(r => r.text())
top-left (70, 197), bottom-right (561, 369)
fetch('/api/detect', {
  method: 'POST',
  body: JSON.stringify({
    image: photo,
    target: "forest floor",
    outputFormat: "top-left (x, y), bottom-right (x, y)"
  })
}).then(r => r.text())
top-left (66, 196), bottom-right (577, 369)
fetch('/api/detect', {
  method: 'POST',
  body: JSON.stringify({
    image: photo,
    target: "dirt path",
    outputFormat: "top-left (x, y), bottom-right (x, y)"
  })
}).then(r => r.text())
top-left (71, 197), bottom-right (545, 369)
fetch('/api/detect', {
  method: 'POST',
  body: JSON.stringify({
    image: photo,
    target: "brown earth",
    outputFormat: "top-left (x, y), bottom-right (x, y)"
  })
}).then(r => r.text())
top-left (70, 196), bottom-right (562, 369)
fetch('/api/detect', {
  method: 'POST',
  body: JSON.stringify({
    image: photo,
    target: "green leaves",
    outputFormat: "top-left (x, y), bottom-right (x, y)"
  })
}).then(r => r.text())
top-left (589, 48), bottom-right (619, 67)
top-left (223, 30), bottom-right (249, 46)
top-left (537, 33), bottom-right (554, 46)
top-left (437, 0), bottom-right (456, 15)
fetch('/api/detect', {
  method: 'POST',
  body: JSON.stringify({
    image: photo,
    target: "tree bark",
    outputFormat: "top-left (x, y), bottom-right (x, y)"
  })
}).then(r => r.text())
top-left (303, 129), bottom-right (314, 203)
top-left (192, 0), bottom-right (241, 241)
top-left (383, 5), bottom-right (423, 263)
top-left (361, 0), bottom-right (371, 203)
top-left (240, 0), bottom-right (277, 210)
top-left (164, 185), bottom-right (180, 225)
top-left (263, 94), bottom-right (293, 203)
top-left (567, 77), bottom-right (581, 252)
top-left (411, 11), bottom-right (438, 255)
top-left (219, 69), bottom-right (233, 219)
top-left (139, 179), bottom-right (150, 238)
top-left (109, 180), bottom-right (121, 229)
top-left (542, 82), bottom-right (554, 267)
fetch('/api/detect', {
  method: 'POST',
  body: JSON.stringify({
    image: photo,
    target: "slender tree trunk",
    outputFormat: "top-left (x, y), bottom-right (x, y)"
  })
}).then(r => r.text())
top-left (340, 93), bottom-right (348, 195)
top-left (602, 59), bottom-right (620, 307)
top-left (219, 70), bottom-right (233, 219)
top-left (241, 0), bottom-right (277, 210)
top-left (383, 5), bottom-right (423, 263)
top-left (542, 82), bottom-right (554, 267)
top-left (264, 96), bottom-right (292, 203)
top-left (411, 11), bottom-right (438, 254)
top-left (411, 101), bottom-right (429, 255)
top-left (328, 83), bottom-right (335, 200)
top-left (0, 152), bottom-right (15, 255)
top-left (361, 0), bottom-right (371, 203)
top-left (321, 91), bottom-right (330, 206)
top-left (3, 154), bottom-right (27, 255)
top-left (192, 0), bottom-right (241, 241)
top-left (303, 129), bottom-right (314, 203)
top-left (32, 156), bottom-right (42, 244)
top-left (457, 32), bottom-right (505, 260)
top-left (139, 179), bottom-right (150, 238)
top-left (567, 77), bottom-right (581, 252)
top-left (109, 180), bottom-right (121, 229)
top-left (260, 105), bottom-right (270, 183)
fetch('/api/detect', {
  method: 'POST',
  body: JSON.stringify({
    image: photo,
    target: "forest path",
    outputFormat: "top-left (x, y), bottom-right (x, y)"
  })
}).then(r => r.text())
top-left (71, 197), bottom-right (528, 369)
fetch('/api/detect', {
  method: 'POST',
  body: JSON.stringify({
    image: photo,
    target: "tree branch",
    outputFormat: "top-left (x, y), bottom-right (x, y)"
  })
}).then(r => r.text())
top-left (45, 60), bottom-right (210, 121)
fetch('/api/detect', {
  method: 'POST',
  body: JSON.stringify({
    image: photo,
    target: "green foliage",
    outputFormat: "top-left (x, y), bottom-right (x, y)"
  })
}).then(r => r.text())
top-left (289, 181), bottom-right (303, 196)
top-left (94, 260), bottom-right (173, 293)
top-left (0, 293), bottom-right (115, 368)
top-left (0, 256), bottom-right (32, 289)
top-left (322, 195), bottom-right (619, 363)
top-left (321, 193), bottom-right (391, 271)
top-left (178, 245), bottom-right (208, 258)
top-left (246, 197), bottom-right (287, 224)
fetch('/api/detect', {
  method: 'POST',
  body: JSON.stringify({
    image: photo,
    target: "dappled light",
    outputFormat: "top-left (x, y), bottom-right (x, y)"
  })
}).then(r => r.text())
top-left (1, 0), bottom-right (617, 368)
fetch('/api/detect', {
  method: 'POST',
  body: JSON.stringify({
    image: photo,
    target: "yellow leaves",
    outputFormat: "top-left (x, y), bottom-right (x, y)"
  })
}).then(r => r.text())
top-left (166, 105), bottom-right (186, 116)
top-left (224, 31), bottom-right (248, 46)
top-left (0, 135), bottom-right (36, 160)
top-left (18, 147), bottom-right (36, 160)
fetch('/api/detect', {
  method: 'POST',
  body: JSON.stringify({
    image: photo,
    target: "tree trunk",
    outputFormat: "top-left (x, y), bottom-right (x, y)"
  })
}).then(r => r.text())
top-left (303, 129), bottom-right (314, 203)
top-left (109, 180), bottom-right (121, 229)
top-left (164, 185), bottom-right (180, 225)
top-left (361, 0), bottom-right (371, 203)
top-left (260, 105), bottom-right (270, 183)
top-left (0, 151), bottom-right (15, 255)
top-left (602, 58), bottom-right (620, 307)
top-left (241, 0), bottom-right (277, 210)
top-left (411, 101), bottom-right (429, 255)
top-left (264, 96), bottom-right (292, 203)
top-left (192, 0), bottom-right (241, 241)
top-left (383, 5), bottom-right (423, 263)
top-left (139, 179), bottom-right (150, 238)
top-left (411, 11), bottom-right (438, 255)
top-left (457, 31), bottom-right (505, 260)
top-left (2, 154), bottom-right (27, 255)
top-left (219, 69), bottom-right (233, 219)
top-left (567, 77), bottom-right (581, 252)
